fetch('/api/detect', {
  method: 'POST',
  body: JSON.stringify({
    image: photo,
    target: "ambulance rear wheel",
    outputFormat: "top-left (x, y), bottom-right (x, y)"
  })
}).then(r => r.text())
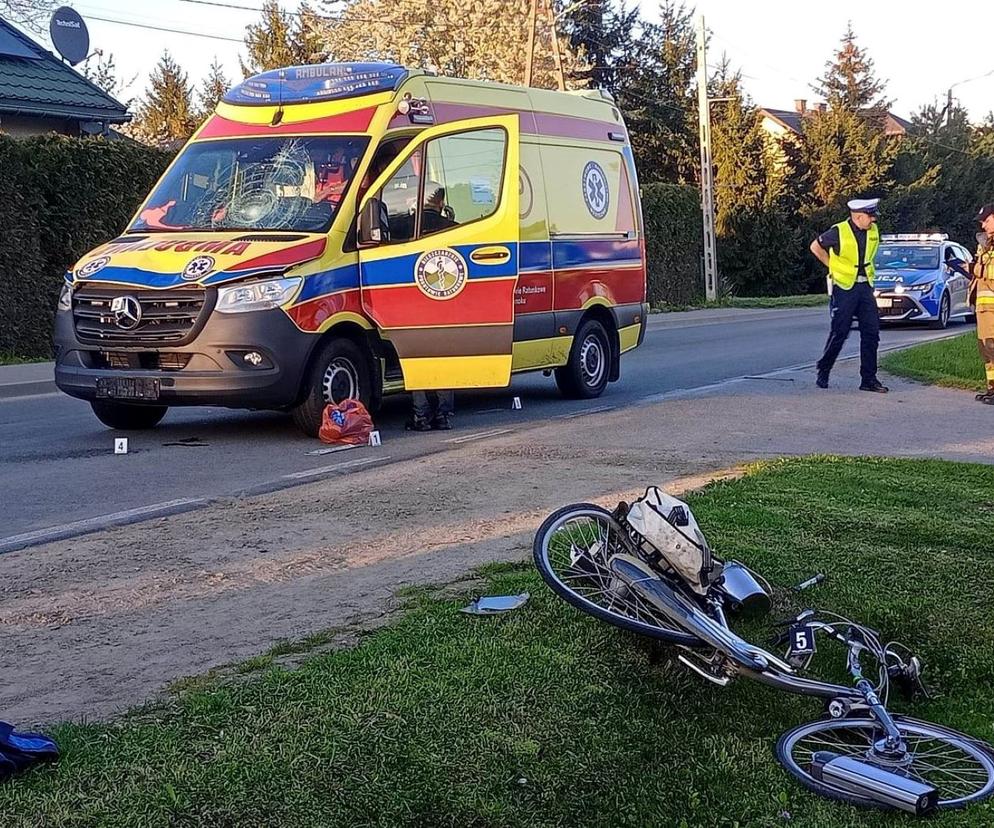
top-left (556, 319), bottom-right (611, 399)
top-left (90, 400), bottom-right (168, 430)
top-left (292, 337), bottom-right (373, 437)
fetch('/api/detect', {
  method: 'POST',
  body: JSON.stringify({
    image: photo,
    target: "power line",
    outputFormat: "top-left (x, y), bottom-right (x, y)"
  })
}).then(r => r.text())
top-left (83, 12), bottom-right (245, 43)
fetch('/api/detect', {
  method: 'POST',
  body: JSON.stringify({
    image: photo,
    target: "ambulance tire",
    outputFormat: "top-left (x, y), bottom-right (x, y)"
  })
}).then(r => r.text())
top-left (90, 400), bottom-right (168, 430)
top-left (292, 337), bottom-right (373, 437)
top-left (555, 319), bottom-right (611, 399)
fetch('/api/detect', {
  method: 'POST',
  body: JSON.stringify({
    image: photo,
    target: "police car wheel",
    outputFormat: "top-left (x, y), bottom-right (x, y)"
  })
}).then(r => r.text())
top-left (555, 319), bottom-right (611, 399)
top-left (90, 400), bottom-right (168, 430)
top-left (292, 337), bottom-right (373, 437)
top-left (931, 293), bottom-right (951, 329)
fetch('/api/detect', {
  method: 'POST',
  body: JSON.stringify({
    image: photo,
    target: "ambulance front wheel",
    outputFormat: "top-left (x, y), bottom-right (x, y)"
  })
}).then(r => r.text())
top-left (292, 337), bottom-right (373, 437)
top-left (90, 400), bottom-right (168, 430)
top-left (555, 319), bottom-right (611, 399)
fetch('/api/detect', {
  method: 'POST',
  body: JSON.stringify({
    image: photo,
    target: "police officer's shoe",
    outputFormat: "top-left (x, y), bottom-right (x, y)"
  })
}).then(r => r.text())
top-left (816, 369), bottom-right (829, 389)
top-left (859, 380), bottom-right (889, 393)
top-left (405, 415), bottom-right (432, 432)
top-left (976, 385), bottom-right (994, 401)
top-left (980, 395), bottom-right (994, 405)
top-left (432, 413), bottom-right (453, 431)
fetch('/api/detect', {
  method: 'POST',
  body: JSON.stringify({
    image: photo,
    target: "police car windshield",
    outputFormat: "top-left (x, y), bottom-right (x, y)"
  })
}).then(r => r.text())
top-left (130, 135), bottom-right (370, 233)
top-left (874, 245), bottom-right (939, 271)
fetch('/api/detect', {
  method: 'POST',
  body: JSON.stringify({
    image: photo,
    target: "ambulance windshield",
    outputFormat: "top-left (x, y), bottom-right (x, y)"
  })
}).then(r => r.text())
top-left (130, 135), bottom-right (370, 233)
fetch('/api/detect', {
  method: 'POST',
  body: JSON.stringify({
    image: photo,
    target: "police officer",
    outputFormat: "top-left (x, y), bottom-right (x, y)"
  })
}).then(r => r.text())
top-left (970, 204), bottom-right (994, 404)
top-left (811, 197), bottom-right (888, 392)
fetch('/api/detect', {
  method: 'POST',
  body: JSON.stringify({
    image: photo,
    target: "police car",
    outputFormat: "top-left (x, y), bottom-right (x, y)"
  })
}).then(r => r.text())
top-left (873, 234), bottom-right (974, 328)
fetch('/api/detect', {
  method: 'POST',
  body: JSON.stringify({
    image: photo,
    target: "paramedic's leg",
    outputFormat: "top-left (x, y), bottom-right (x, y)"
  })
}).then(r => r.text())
top-left (435, 390), bottom-right (454, 416)
top-left (855, 282), bottom-right (882, 387)
top-left (432, 390), bottom-right (454, 430)
top-left (408, 391), bottom-right (432, 430)
top-left (977, 310), bottom-right (994, 402)
top-left (816, 285), bottom-right (856, 379)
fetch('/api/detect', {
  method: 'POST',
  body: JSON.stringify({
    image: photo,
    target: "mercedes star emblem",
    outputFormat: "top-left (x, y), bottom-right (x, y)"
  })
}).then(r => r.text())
top-left (110, 295), bottom-right (142, 330)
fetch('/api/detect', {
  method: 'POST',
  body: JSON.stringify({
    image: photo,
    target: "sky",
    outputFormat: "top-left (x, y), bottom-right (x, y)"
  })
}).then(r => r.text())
top-left (25, 0), bottom-right (994, 121)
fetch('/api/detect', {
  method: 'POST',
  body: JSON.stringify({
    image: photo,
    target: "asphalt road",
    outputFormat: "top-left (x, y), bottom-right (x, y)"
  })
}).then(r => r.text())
top-left (0, 308), bottom-right (970, 546)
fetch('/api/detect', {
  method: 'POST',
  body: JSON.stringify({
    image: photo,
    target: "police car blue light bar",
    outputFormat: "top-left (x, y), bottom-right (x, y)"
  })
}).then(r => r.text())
top-left (881, 233), bottom-right (948, 242)
top-left (223, 63), bottom-right (409, 106)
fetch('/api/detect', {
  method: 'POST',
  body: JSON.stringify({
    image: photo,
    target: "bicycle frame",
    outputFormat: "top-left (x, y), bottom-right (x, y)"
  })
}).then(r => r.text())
top-left (610, 555), bottom-right (895, 707)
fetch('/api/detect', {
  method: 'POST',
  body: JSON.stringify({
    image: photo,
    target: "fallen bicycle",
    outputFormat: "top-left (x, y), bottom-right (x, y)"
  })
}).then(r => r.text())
top-left (533, 487), bottom-right (994, 815)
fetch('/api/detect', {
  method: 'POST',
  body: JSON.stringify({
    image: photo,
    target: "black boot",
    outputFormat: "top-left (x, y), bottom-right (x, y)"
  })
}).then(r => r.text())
top-left (405, 415), bottom-right (431, 432)
top-left (816, 369), bottom-right (829, 389)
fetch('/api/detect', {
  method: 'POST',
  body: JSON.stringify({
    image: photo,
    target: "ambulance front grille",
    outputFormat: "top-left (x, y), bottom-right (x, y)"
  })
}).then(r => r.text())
top-left (73, 287), bottom-right (211, 346)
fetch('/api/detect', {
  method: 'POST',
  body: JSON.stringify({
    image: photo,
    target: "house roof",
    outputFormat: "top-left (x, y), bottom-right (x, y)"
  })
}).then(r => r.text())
top-left (759, 106), bottom-right (912, 137)
top-left (0, 17), bottom-right (129, 123)
top-left (760, 108), bottom-right (805, 134)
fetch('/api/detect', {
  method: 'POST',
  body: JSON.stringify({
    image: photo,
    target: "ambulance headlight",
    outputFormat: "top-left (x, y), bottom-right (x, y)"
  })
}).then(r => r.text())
top-left (58, 282), bottom-right (72, 312)
top-left (216, 277), bottom-right (301, 313)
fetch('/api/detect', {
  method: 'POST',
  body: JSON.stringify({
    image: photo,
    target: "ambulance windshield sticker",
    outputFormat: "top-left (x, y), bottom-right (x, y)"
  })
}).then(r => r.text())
top-left (582, 161), bottom-right (609, 220)
top-left (415, 249), bottom-right (468, 300)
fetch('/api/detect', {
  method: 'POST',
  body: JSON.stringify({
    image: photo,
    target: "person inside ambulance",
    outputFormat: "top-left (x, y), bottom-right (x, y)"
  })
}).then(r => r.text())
top-left (420, 182), bottom-right (457, 235)
top-left (356, 142), bottom-right (403, 242)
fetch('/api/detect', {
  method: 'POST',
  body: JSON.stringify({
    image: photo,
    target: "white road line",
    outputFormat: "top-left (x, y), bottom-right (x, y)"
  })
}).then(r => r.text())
top-left (281, 456), bottom-right (388, 480)
top-left (0, 498), bottom-right (206, 552)
top-left (305, 444), bottom-right (360, 456)
top-left (558, 405), bottom-right (617, 419)
top-left (444, 428), bottom-right (514, 444)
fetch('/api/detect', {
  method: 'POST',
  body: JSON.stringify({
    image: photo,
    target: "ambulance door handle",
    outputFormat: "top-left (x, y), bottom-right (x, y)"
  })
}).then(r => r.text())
top-left (470, 246), bottom-right (511, 265)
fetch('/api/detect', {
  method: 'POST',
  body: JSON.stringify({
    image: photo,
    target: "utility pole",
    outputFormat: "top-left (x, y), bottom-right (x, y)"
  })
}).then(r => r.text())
top-left (546, 0), bottom-right (566, 92)
top-left (946, 87), bottom-right (953, 127)
top-left (696, 14), bottom-right (718, 302)
top-left (525, 0), bottom-right (538, 87)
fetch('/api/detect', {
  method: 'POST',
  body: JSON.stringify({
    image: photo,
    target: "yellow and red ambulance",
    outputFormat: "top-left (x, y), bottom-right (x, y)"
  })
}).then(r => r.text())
top-left (55, 63), bottom-right (648, 434)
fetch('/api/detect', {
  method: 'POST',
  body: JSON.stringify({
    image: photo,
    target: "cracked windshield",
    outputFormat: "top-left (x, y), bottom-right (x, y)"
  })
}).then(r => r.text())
top-left (130, 136), bottom-right (370, 233)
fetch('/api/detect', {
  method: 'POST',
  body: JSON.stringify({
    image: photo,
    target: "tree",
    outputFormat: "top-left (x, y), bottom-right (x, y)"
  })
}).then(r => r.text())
top-left (601, 1), bottom-right (698, 184)
top-left (129, 52), bottom-right (199, 148)
top-left (1, 0), bottom-right (57, 34)
top-left (198, 59), bottom-right (231, 120)
top-left (800, 106), bottom-right (896, 208)
top-left (803, 25), bottom-right (896, 208)
top-left (557, 0), bottom-right (616, 90)
top-left (309, 0), bottom-right (584, 90)
top-left (241, 0), bottom-right (323, 75)
top-left (816, 22), bottom-right (889, 113)
top-left (79, 51), bottom-right (131, 101)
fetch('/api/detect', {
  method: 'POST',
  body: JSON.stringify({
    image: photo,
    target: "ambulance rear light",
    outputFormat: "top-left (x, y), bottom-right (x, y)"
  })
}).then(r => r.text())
top-left (881, 233), bottom-right (948, 242)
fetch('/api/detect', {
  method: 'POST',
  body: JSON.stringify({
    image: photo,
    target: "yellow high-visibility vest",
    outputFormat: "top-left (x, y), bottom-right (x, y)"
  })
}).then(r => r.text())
top-left (828, 221), bottom-right (879, 290)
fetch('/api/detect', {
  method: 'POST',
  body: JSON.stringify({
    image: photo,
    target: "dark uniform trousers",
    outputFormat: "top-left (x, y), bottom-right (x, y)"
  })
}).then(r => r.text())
top-left (816, 281), bottom-right (880, 384)
top-left (413, 390), bottom-right (454, 420)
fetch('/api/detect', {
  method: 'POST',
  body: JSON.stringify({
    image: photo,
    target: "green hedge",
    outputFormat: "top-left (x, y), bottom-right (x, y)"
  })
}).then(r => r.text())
top-left (0, 135), bottom-right (172, 358)
top-left (641, 183), bottom-right (703, 306)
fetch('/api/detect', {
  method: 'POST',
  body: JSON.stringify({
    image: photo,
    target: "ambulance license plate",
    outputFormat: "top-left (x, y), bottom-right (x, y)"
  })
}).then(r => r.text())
top-left (876, 298), bottom-right (892, 309)
top-left (96, 377), bottom-right (160, 401)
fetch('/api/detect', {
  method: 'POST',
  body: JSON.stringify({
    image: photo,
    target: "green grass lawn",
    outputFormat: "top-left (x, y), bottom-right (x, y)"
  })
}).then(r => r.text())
top-left (0, 352), bottom-right (46, 366)
top-left (3, 457), bottom-right (994, 827)
top-left (653, 294), bottom-right (828, 313)
top-left (881, 332), bottom-right (985, 391)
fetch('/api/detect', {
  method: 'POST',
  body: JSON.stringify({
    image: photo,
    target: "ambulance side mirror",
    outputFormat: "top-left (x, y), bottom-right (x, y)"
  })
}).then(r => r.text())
top-left (358, 198), bottom-right (386, 246)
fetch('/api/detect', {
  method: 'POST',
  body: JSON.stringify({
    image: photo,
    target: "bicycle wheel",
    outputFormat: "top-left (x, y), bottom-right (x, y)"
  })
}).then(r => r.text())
top-left (532, 503), bottom-right (700, 646)
top-left (776, 717), bottom-right (994, 810)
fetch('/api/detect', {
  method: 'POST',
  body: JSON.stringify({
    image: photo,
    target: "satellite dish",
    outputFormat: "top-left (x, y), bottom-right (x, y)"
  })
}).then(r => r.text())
top-left (49, 7), bottom-right (90, 66)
